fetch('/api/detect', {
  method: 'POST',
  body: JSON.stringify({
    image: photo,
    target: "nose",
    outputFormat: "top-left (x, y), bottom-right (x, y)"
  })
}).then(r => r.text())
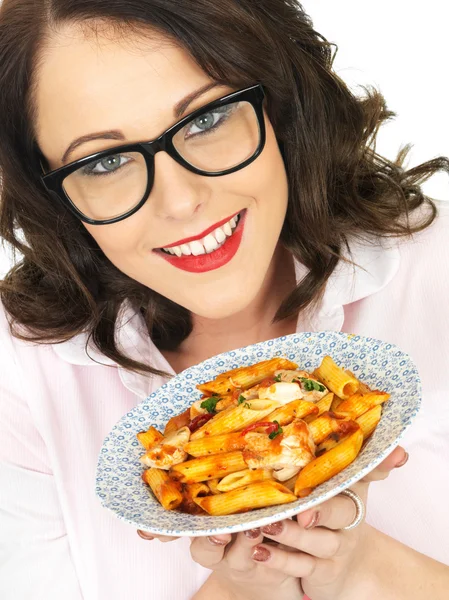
top-left (150, 151), bottom-right (208, 221)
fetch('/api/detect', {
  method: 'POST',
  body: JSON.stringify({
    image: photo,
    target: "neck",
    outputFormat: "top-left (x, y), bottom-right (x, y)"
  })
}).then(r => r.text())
top-left (175, 243), bottom-right (298, 365)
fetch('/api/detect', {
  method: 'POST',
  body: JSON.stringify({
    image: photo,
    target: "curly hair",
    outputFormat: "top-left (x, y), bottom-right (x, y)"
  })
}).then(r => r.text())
top-left (0, 0), bottom-right (447, 379)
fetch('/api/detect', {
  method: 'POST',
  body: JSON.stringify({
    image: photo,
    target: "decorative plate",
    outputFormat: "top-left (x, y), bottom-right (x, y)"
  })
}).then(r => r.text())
top-left (95, 331), bottom-right (421, 536)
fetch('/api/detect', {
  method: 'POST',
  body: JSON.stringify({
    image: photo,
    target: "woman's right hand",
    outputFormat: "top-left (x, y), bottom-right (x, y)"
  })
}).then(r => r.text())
top-left (136, 528), bottom-right (303, 600)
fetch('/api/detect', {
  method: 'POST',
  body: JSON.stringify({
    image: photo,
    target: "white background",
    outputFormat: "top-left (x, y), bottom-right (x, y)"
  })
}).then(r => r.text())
top-left (0, 0), bottom-right (447, 277)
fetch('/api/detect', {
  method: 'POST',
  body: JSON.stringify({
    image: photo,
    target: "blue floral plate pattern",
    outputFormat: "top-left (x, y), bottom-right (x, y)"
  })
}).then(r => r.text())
top-left (95, 331), bottom-right (421, 537)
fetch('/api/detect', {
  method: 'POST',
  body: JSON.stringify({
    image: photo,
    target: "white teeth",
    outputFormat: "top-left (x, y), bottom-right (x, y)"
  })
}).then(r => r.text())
top-left (180, 243), bottom-right (192, 256)
top-left (214, 227), bottom-right (226, 244)
top-left (161, 212), bottom-right (241, 256)
top-left (203, 233), bottom-right (220, 253)
top-left (223, 222), bottom-right (232, 236)
top-left (189, 240), bottom-right (206, 256)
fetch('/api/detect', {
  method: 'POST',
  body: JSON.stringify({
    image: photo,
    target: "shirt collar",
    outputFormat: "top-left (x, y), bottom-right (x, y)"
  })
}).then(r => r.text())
top-left (53, 236), bottom-right (401, 397)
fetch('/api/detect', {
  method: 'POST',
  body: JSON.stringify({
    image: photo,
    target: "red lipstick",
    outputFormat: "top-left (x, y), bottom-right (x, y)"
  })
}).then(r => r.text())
top-left (155, 209), bottom-right (246, 274)
top-left (161, 210), bottom-right (241, 249)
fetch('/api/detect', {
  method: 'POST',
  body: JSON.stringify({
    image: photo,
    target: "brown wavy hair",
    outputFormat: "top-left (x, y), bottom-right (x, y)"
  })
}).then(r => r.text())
top-left (0, 0), bottom-right (447, 379)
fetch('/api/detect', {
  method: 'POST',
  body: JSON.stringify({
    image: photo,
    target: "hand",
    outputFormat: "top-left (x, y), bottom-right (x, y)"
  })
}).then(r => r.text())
top-left (244, 445), bottom-right (409, 600)
top-left (189, 530), bottom-right (303, 600)
top-left (136, 528), bottom-right (303, 600)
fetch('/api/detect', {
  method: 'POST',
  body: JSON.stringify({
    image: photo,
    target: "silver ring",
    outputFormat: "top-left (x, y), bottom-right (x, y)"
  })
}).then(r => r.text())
top-left (339, 489), bottom-right (366, 530)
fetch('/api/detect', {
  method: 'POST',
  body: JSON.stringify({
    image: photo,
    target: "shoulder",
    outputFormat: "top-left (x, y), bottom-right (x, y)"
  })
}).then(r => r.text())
top-left (396, 199), bottom-right (449, 276)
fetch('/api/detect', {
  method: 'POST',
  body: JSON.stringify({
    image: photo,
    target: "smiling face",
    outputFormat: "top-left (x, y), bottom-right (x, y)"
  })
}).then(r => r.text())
top-left (34, 23), bottom-right (289, 320)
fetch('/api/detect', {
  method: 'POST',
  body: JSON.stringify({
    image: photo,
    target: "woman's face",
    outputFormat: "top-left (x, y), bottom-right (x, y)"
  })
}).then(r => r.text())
top-left (35, 24), bottom-right (289, 319)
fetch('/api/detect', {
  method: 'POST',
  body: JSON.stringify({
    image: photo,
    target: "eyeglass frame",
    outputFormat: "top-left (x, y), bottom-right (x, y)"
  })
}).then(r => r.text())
top-left (40, 83), bottom-right (266, 225)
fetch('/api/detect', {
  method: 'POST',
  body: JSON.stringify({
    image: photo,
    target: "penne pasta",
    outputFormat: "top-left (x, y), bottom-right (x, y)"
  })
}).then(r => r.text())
top-left (207, 478), bottom-right (222, 495)
top-left (196, 358), bottom-right (298, 395)
top-left (164, 408), bottom-right (191, 435)
top-left (307, 412), bottom-right (357, 445)
top-left (189, 399), bottom-right (280, 440)
top-left (136, 426), bottom-right (164, 450)
top-left (303, 393), bottom-right (334, 423)
top-left (141, 468), bottom-right (183, 510)
top-left (315, 356), bottom-right (360, 399)
top-left (169, 451), bottom-right (247, 484)
top-left (330, 394), bottom-right (345, 412)
top-left (217, 468), bottom-right (274, 491)
top-left (194, 480), bottom-right (297, 515)
top-left (184, 432), bottom-right (246, 457)
top-left (294, 427), bottom-right (364, 497)
top-left (138, 354), bottom-right (389, 517)
top-left (316, 405), bottom-right (382, 454)
top-left (345, 369), bottom-right (372, 394)
top-left (356, 404), bottom-right (382, 438)
top-left (334, 390), bottom-right (390, 420)
top-left (264, 399), bottom-right (319, 426)
top-left (179, 482), bottom-right (210, 515)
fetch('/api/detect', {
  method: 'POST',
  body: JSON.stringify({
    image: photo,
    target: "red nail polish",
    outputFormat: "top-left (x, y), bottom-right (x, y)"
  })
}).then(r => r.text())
top-left (261, 521), bottom-right (283, 536)
top-left (244, 528), bottom-right (261, 539)
top-left (137, 529), bottom-right (154, 540)
top-left (207, 536), bottom-right (229, 546)
top-left (252, 545), bottom-right (271, 562)
top-left (304, 512), bottom-right (320, 530)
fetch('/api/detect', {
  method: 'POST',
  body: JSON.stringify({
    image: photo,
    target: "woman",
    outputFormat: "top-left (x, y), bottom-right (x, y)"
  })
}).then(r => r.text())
top-left (0, 1), bottom-right (448, 599)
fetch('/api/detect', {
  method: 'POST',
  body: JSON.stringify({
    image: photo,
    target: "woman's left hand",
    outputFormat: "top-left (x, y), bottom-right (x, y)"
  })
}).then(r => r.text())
top-left (249, 445), bottom-right (409, 600)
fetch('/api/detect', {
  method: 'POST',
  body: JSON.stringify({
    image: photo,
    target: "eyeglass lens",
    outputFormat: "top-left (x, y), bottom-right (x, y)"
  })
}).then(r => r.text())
top-left (62, 100), bottom-right (260, 221)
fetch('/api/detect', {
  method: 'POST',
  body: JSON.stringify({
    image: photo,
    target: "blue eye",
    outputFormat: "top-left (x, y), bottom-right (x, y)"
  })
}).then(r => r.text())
top-left (81, 154), bottom-right (132, 176)
top-left (185, 104), bottom-right (235, 138)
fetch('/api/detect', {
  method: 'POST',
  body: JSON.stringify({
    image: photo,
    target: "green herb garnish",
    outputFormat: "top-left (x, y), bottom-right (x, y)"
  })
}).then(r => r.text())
top-left (298, 377), bottom-right (326, 392)
top-left (268, 420), bottom-right (283, 440)
top-left (238, 394), bottom-right (246, 404)
top-left (273, 374), bottom-right (282, 382)
top-left (200, 396), bottom-right (220, 414)
top-left (244, 402), bottom-right (251, 409)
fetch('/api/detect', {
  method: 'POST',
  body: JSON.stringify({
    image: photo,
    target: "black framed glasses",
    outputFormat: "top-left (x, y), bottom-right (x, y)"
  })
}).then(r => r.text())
top-left (40, 83), bottom-right (266, 225)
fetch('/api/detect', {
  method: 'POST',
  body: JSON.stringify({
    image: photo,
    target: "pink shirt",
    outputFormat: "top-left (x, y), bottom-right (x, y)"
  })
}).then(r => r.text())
top-left (1, 200), bottom-right (448, 599)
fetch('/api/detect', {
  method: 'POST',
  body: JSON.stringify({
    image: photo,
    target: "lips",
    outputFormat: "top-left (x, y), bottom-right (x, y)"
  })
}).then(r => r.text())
top-left (154, 209), bottom-right (247, 274)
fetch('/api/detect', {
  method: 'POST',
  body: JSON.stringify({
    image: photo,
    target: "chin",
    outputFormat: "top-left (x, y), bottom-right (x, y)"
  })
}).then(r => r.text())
top-left (184, 288), bottom-right (262, 321)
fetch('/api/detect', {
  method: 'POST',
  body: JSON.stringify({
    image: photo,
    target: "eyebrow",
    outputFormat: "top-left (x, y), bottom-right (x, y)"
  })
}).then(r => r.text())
top-left (60, 81), bottom-right (221, 165)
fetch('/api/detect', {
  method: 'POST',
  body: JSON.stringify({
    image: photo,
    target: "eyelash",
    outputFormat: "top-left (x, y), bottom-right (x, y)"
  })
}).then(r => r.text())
top-left (79, 103), bottom-right (236, 178)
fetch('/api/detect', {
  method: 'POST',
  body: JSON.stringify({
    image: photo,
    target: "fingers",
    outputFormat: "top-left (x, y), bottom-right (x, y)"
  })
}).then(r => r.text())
top-left (361, 446), bottom-right (408, 483)
top-left (190, 533), bottom-right (233, 569)
top-left (294, 488), bottom-right (366, 532)
top-left (136, 530), bottom-right (180, 542)
top-left (259, 519), bottom-right (344, 559)
top-left (252, 540), bottom-right (317, 578)
top-left (225, 529), bottom-right (265, 571)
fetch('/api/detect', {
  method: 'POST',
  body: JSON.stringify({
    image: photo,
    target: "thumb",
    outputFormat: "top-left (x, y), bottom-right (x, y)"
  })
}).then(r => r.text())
top-left (362, 446), bottom-right (408, 483)
top-left (190, 534), bottom-right (232, 569)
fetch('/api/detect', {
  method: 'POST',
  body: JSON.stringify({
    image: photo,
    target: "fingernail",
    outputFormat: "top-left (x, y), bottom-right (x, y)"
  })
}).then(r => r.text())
top-left (252, 545), bottom-right (271, 562)
top-left (137, 529), bottom-right (154, 540)
top-left (207, 536), bottom-right (229, 546)
top-left (244, 528), bottom-right (261, 539)
top-left (395, 451), bottom-right (409, 468)
top-left (304, 511), bottom-right (320, 530)
top-left (260, 521), bottom-right (283, 536)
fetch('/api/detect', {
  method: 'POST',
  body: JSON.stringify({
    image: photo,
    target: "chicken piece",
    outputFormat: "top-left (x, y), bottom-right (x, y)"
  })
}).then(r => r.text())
top-left (140, 426), bottom-right (190, 470)
top-left (258, 381), bottom-right (304, 405)
top-left (274, 370), bottom-right (329, 403)
top-left (242, 419), bottom-right (315, 470)
top-left (274, 369), bottom-right (309, 382)
top-left (273, 465), bottom-right (301, 482)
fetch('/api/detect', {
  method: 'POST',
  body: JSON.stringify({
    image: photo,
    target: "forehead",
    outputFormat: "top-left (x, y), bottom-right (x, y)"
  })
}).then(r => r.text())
top-left (34, 22), bottom-right (215, 164)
